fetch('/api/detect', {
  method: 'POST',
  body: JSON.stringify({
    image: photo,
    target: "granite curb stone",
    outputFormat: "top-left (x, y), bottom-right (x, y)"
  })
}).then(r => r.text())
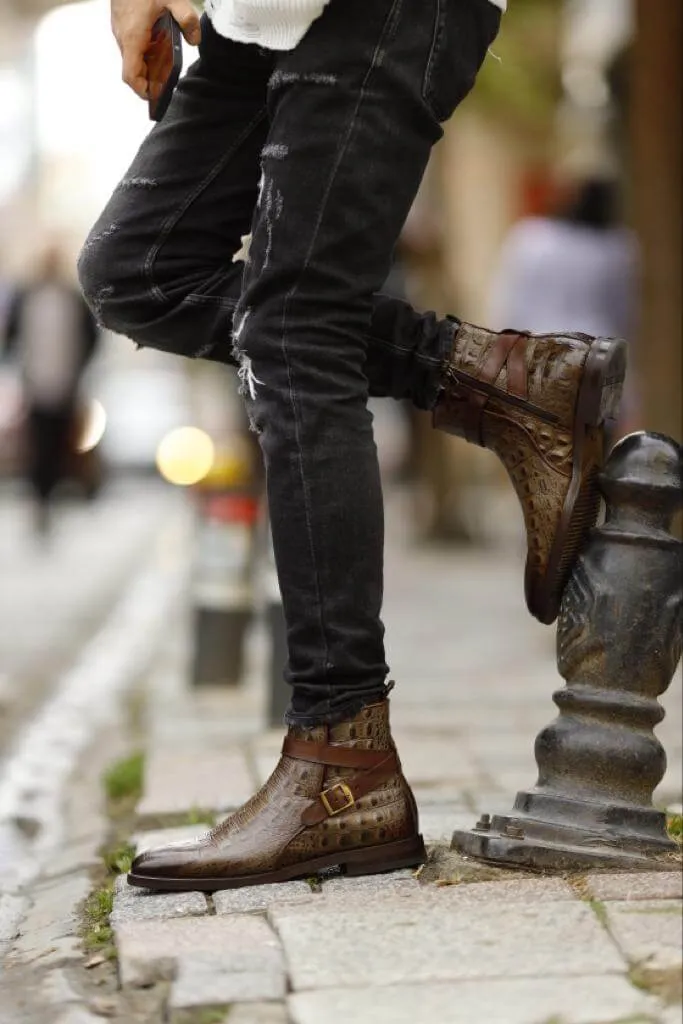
top-left (115, 916), bottom-right (283, 989)
top-left (213, 881), bottom-right (317, 915)
top-left (605, 899), bottom-right (683, 984)
top-left (287, 976), bottom-right (663, 1024)
top-left (271, 898), bottom-right (627, 990)
top-left (111, 874), bottom-right (207, 925)
top-left (169, 954), bottom-right (286, 1010)
top-left (585, 871), bottom-right (683, 902)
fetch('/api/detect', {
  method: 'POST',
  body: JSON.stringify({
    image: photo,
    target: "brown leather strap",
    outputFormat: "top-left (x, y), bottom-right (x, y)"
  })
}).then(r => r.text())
top-left (479, 331), bottom-right (522, 386)
top-left (461, 390), bottom-right (489, 447)
top-left (301, 752), bottom-right (400, 826)
top-left (459, 330), bottom-right (530, 445)
top-left (283, 735), bottom-right (391, 770)
top-left (503, 333), bottom-right (529, 400)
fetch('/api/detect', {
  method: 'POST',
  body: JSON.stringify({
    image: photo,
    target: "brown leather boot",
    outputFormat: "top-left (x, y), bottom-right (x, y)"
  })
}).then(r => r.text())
top-left (128, 700), bottom-right (425, 891)
top-left (434, 323), bottom-right (627, 624)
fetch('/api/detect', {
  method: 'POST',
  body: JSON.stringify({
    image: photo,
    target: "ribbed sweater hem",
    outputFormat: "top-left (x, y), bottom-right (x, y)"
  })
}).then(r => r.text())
top-left (207, 0), bottom-right (506, 52)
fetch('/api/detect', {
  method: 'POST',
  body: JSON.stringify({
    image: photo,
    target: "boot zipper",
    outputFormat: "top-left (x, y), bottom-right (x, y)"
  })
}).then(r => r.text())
top-left (445, 366), bottom-right (562, 426)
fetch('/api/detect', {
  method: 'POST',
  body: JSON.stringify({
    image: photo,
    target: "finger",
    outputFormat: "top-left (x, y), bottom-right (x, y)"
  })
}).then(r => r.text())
top-left (122, 49), bottom-right (150, 99)
top-left (167, 0), bottom-right (202, 45)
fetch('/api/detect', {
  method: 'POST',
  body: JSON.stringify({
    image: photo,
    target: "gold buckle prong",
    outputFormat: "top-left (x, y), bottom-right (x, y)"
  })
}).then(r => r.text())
top-left (320, 782), bottom-right (355, 817)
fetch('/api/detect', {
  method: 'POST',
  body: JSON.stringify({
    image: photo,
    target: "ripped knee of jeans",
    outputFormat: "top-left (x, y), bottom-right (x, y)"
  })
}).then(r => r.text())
top-left (232, 308), bottom-right (265, 431)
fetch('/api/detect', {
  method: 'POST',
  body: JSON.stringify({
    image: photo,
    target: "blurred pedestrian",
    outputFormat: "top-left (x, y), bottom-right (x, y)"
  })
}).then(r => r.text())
top-left (489, 175), bottom-right (641, 436)
top-left (79, 0), bottom-right (627, 893)
top-left (2, 245), bottom-right (99, 533)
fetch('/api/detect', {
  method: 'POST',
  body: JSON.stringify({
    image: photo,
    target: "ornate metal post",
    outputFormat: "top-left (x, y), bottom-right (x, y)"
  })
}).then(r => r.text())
top-left (453, 432), bottom-right (683, 871)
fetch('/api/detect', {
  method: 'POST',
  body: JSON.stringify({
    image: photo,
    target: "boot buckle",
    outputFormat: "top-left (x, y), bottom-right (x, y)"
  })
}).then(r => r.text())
top-left (320, 782), bottom-right (355, 816)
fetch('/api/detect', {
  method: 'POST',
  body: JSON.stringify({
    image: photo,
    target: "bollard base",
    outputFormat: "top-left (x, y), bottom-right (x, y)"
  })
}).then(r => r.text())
top-left (453, 802), bottom-right (680, 874)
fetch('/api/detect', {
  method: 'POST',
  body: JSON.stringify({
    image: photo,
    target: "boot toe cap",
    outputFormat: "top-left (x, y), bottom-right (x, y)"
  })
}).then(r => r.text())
top-left (129, 839), bottom-right (207, 882)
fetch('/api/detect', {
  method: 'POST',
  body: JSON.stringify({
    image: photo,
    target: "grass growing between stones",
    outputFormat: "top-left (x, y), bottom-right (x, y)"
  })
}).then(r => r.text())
top-left (82, 883), bottom-right (116, 957)
top-left (103, 751), bottom-right (145, 817)
top-left (81, 841), bottom-right (136, 960)
top-left (667, 814), bottom-right (683, 844)
top-left (172, 1008), bottom-right (231, 1024)
top-left (588, 898), bottom-right (609, 929)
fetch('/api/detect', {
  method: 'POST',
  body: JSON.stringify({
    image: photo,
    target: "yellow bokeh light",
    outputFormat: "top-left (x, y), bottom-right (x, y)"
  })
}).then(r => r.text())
top-left (156, 427), bottom-right (215, 487)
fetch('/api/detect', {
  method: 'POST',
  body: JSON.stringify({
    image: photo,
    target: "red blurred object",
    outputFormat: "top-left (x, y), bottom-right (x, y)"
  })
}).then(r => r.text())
top-left (203, 493), bottom-right (260, 526)
top-left (518, 165), bottom-right (559, 219)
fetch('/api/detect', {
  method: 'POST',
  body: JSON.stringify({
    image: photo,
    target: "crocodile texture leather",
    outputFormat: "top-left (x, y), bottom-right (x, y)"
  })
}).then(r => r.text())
top-left (433, 322), bottom-right (622, 623)
top-left (129, 700), bottom-right (419, 884)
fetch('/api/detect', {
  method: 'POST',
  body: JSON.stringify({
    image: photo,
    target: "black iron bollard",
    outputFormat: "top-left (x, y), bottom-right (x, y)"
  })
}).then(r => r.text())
top-left (453, 432), bottom-right (683, 872)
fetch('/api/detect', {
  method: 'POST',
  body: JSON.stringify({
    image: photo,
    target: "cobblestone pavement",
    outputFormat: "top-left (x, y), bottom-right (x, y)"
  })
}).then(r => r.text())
top-left (1, 492), bottom-right (681, 1024)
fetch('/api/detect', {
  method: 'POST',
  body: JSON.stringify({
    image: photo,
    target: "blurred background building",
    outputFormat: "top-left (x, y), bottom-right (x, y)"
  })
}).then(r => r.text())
top-left (0, 0), bottom-right (681, 518)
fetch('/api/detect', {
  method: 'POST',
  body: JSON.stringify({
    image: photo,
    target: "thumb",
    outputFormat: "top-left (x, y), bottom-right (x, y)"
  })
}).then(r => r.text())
top-left (167, 0), bottom-right (202, 46)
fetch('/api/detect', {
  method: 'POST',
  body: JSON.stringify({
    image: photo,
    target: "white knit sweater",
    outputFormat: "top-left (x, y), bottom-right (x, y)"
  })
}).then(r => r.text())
top-left (207, 0), bottom-right (506, 51)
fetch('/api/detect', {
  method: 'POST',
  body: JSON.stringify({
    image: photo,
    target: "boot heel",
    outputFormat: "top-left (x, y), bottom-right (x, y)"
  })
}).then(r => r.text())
top-left (578, 337), bottom-right (628, 428)
top-left (343, 836), bottom-right (426, 877)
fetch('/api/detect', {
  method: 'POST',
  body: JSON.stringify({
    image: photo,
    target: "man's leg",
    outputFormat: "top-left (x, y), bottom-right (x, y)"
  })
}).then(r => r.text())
top-left (124, 0), bottom-right (500, 892)
top-left (228, 0), bottom-right (500, 726)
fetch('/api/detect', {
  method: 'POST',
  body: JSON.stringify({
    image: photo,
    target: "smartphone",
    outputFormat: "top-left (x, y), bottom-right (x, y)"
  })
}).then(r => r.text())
top-left (145, 12), bottom-right (183, 122)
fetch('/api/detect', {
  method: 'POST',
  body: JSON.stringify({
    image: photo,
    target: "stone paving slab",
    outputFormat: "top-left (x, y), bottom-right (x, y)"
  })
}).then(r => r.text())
top-left (111, 874), bottom-right (207, 925)
top-left (417, 878), bottom-right (578, 906)
top-left (213, 881), bottom-right (317, 915)
top-left (0, 894), bottom-right (28, 952)
top-left (10, 873), bottom-right (91, 968)
top-left (40, 967), bottom-right (82, 1007)
top-left (411, 783), bottom-right (478, 806)
top-left (314, 876), bottom-right (576, 908)
top-left (391, 738), bottom-right (484, 785)
top-left (288, 976), bottom-right (662, 1024)
top-left (169, 953), bottom-right (286, 1010)
top-left (54, 1009), bottom-right (104, 1024)
top-left (320, 871), bottom-right (418, 901)
top-left (586, 871), bottom-right (683, 902)
top-left (418, 806), bottom-right (480, 843)
top-left (271, 897), bottom-right (626, 990)
top-left (227, 1004), bottom-right (289, 1024)
top-left (137, 748), bottom-right (255, 817)
top-left (116, 916), bottom-right (283, 989)
top-left (606, 899), bottom-right (683, 965)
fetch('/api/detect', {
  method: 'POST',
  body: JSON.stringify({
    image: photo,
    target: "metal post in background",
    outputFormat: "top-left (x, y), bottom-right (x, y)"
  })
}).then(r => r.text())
top-left (190, 436), bottom-right (259, 688)
top-left (453, 432), bottom-right (683, 872)
top-left (262, 519), bottom-right (289, 728)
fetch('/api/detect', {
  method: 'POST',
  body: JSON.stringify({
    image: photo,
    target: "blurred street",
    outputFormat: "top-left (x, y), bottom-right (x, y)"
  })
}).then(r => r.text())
top-left (0, 481), bottom-right (180, 763)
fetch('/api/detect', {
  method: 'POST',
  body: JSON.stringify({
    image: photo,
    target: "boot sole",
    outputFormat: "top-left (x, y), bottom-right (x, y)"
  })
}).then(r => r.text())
top-left (127, 834), bottom-right (427, 892)
top-left (526, 336), bottom-right (627, 625)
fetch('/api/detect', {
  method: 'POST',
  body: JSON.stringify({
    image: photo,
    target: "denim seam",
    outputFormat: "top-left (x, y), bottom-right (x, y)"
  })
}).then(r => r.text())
top-left (273, 0), bottom-right (403, 707)
top-left (143, 108), bottom-right (268, 304)
top-left (422, 0), bottom-right (444, 116)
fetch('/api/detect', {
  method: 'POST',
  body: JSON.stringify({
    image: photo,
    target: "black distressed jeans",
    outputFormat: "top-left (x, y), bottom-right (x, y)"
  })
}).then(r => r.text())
top-left (78, 0), bottom-right (501, 725)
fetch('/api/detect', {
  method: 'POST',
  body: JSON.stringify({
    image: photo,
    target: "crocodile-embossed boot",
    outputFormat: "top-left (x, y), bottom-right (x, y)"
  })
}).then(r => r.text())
top-left (128, 700), bottom-right (425, 891)
top-left (434, 323), bottom-right (627, 624)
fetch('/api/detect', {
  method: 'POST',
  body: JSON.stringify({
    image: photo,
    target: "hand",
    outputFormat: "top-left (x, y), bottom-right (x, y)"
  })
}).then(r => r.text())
top-left (111, 0), bottom-right (201, 99)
